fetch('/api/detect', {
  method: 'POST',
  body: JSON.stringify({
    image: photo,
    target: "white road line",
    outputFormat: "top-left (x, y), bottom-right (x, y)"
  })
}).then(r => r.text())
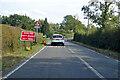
top-left (92, 50), bottom-right (96, 53)
top-left (76, 55), bottom-right (105, 79)
top-left (69, 49), bottom-right (75, 53)
top-left (116, 60), bottom-right (119, 62)
top-left (97, 53), bottom-right (100, 54)
top-left (105, 56), bottom-right (109, 58)
top-left (88, 49), bottom-right (96, 53)
top-left (3, 46), bottom-right (46, 79)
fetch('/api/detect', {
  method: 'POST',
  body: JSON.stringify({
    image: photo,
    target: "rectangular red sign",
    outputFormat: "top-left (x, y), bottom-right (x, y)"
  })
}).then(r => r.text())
top-left (20, 31), bottom-right (35, 41)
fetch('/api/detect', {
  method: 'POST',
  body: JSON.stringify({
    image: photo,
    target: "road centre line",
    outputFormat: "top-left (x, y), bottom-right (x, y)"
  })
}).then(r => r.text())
top-left (75, 55), bottom-right (105, 79)
top-left (69, 48), bottom-right (75, 53)
top-left (116, 60), bottom-right (119, 62)
top-left (105, 56), bottom-right (109, 58)
top-left (3, 46), bottom-right (46, 79)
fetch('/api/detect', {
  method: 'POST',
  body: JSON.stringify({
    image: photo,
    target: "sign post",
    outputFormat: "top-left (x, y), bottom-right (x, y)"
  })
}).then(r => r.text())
top-left (34, 21), bottom-right (40, 44)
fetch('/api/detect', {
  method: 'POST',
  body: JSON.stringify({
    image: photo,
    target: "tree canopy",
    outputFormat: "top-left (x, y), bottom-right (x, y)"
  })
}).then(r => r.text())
top-left (60, 15), bottom-right (86, 33)
top-left (81, 0), bottom-right (118, 28)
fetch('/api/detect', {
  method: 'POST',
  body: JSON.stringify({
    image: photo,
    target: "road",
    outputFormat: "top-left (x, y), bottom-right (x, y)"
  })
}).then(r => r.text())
top-left (3, 41), bottom-right (119, 80)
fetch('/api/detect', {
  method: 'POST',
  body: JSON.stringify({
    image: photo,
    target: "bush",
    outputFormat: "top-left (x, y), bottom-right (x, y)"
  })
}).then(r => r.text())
top-left (2, 24), bottom-right (44, 56)
top-left (74, 27), bottom-right (120, 52)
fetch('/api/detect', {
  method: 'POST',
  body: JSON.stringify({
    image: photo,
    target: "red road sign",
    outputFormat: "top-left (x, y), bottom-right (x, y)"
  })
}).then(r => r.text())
top-left (20, 31), bottom-right (35, 41)
top-left (34, 21), bottom-right (40, 26)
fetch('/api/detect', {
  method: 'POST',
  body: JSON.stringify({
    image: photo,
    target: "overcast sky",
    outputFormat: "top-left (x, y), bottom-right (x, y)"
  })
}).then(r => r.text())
top-left (0, 0), bottom-right (95, 25)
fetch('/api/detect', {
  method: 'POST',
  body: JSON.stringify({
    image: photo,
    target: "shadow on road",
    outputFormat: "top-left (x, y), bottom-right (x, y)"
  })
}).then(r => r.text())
top-left (45, 43), bottom-right (64, 46)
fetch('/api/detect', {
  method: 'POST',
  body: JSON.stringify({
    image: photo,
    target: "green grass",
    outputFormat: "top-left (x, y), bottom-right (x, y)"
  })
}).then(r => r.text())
top-left (71, 40), bottom-right (119, 60)
top-left (0, 24), bottom-right (2, 71)
top-left (2, 24), bottom-right (50, 71)
top-left (2, 39), bottom-right (50, 71)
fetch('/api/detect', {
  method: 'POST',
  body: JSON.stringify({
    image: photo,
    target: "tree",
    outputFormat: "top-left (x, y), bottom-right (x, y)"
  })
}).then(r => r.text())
top-left (61, 15), bottom-right (85, 32)
top-left (82, 0), bottom-right (118, 28)
top-left (1, 14), bottom-right (36, 30)
top-left (21, 24), bottom-right (26, 29)
top-left (62, 15), bottom-right (76, 31)
top-left (41, 18), bottom-right (50, 37)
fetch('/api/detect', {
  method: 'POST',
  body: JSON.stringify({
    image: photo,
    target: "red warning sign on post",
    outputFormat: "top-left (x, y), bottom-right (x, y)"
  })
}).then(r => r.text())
top-left (34, 21), bottom-right (40, 26)
top-left (34, 21), bottom-right (40, 28)
top-left (20, 31), bottom-right (35, 41)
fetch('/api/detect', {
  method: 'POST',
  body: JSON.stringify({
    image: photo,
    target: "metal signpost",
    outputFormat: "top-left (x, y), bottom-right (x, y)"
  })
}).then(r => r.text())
top-left (34, 21), bottom-right (40, 44)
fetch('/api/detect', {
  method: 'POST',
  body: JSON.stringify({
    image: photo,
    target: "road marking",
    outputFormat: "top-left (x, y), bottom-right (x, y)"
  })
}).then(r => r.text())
top-left (116, 60), bottom-right (119, 62)
top-left (69, 49), bottom-right (75, 53)
top-left (105, 56), bottom-right (109, 58)
top-left (88, 49), bottom-right (96, 53)
top-left (75, 55), bottom-right (105, 79)
top-left (3, 46), bottom-right (46, 79)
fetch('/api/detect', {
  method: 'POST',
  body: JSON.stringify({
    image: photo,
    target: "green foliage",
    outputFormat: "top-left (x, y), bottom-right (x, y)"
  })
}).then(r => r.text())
top-left (60, 15), bottom-right (86, 33)
top-left (1, 14), bottom-right (44, 31)
top-left (77, 1), bottom-right (120, 52)
top-left (74, 24), bottom-right (120, 52)
top-left (2, 24), bottom-right (50, 71)
top-left (81, 0), bottom-right (117, 28)
top-left (2, 24), bottom-right (44, 55)
top-left (41, 18), bottom-right (50, 37)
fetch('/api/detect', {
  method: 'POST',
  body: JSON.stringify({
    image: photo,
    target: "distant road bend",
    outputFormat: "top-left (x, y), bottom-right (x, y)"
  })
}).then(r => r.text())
top-left (3, 41), bottom-right (119, 80)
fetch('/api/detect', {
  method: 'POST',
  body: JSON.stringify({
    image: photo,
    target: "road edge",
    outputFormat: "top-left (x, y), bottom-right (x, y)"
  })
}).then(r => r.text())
top-left (2, 46), bottom-right (46, 79)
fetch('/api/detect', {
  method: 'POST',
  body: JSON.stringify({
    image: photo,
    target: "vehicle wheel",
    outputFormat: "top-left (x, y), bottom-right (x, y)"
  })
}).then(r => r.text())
top-left (51, 43), bottom-right (53, 46)
top-left (51, 43), bottom-right (55, 46)
top-left (62, 43), bottom-right (64, 46)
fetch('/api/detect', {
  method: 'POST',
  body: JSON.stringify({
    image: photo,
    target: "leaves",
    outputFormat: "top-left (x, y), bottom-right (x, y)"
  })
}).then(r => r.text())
top-left (81, 0), bottom-right (118, 28)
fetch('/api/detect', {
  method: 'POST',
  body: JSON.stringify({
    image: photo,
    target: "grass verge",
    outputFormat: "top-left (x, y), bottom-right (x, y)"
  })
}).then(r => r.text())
top-left (71, 40), bottom-right (119, 61)
top-left (2, 39), bottom-right (50, 72)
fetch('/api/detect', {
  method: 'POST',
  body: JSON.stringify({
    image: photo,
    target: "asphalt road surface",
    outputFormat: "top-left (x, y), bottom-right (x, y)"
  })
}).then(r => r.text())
top-left (3, 42), bottom-right (119, 79)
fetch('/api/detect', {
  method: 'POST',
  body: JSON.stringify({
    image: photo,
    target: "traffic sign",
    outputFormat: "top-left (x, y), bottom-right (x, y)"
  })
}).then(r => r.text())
top-left (34, 26), bottom-right (40, 28)
top-left (34, 21), bottom-right (40, 28)
top-left (34, 21), bottom-right (40, 26)
top-left (20, 31), bottom-right (35, 41)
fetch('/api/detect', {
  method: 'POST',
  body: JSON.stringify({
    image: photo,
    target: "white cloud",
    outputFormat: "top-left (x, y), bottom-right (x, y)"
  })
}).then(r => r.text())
top-left (0, 0), bottom-right (35, 3)
top-left (30, 9), bottom-right (46, 16)
top-left (66, 4), bottom-right (82, 7)
top-left (15, 10), bottom-right (31, 16)
top-left (0, 0), bottom-right (91, 25)
top-left (0, 10), bottom-right (31, 16)
top-left (0, 9), bottom-right (47, 20)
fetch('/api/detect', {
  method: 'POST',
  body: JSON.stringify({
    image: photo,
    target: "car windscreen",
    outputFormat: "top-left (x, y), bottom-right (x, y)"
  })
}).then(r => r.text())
top-left (53, 35), bottom-right (62, 38)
